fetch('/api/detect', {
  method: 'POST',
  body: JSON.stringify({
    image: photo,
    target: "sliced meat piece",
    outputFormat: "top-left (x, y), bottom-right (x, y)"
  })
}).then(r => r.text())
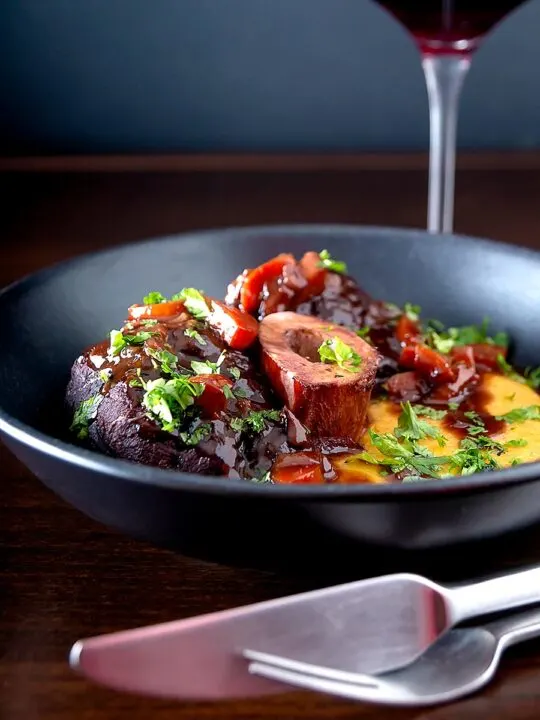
top-left (259, 312), bottom-right (379, 443)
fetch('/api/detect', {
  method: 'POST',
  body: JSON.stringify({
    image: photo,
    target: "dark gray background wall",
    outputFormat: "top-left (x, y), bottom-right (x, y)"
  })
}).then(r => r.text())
top-left (1, 0), bottom-right (539, 154)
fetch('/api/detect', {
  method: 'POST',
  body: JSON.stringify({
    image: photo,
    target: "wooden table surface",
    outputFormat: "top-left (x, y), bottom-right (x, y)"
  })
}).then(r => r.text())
top-left (2, 162), bottom-right (540, 720)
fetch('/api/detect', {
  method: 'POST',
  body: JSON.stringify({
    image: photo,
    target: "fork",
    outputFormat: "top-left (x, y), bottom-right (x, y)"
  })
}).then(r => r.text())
top-left (244, 605), bottom-right (540, 707)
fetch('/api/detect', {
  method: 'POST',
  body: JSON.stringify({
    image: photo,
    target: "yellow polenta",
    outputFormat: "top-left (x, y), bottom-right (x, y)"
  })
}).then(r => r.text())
top-left (337, 373), bottom-right (540, 484)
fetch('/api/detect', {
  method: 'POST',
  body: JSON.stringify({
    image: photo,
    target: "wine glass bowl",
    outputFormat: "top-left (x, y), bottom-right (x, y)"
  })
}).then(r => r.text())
top-left (373, 1), bottom-right (530, 233)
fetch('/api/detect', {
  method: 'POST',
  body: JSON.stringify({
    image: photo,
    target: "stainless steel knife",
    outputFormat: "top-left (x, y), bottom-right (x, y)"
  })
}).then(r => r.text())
top-left (70, 566), bottom-right (540, 700)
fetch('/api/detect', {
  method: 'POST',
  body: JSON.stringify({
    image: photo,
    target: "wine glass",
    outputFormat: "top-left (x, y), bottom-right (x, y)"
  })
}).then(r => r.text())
top-left (372, 1), bottom-right (529, 234)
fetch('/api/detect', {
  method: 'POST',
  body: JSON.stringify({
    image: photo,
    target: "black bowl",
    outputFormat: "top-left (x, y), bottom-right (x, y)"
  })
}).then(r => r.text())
top-left (1, 225), bottom-right (540, 575)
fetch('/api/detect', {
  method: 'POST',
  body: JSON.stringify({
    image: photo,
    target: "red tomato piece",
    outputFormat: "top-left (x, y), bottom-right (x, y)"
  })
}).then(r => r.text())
top-left (399, 344), bottom-right (455, 384)
top-left (298, 251), bottom-right (327, 297)
top-left (191, 374), bottom-right (234, 418)
top-left (456, 343), bottom-right (506, 373)
top-left (208, 299), bottom-right (259, 350)
top-left (128, 300), bottom-right (185, 320)
top-left (450, 345), bottom-right (476, 369)
top-left (239, 253), bottom-right (295, 314)
top-left (271, 451), bottom-right (325, 484)
top-left (395, 315), bottom-right (421, 346)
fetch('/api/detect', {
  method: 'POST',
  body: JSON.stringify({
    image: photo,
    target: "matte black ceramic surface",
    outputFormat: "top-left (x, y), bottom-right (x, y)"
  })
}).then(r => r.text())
top-left (1, 225), bottom-right (540, 573)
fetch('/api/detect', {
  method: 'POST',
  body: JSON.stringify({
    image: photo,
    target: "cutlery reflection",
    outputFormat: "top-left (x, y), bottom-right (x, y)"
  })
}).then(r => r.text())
top-left (246, 606), bottom-right (540, 707)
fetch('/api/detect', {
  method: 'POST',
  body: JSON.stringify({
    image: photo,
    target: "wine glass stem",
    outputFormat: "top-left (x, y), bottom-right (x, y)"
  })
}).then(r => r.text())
top-left (422, 54), bottom-right (471, 234)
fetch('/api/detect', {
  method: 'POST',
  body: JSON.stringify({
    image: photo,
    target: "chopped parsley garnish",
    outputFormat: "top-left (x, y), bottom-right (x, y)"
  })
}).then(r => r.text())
top-left (425, 317), bottom-right (508, 355)
top-left (191, 351), bottom-right (226, 376)
top-left (524, 366), bottom-right (540, 391)
top-left (318, 249), bottom-right (347, 274)
top-left (143, 291), bottom-right (167, 305)
top-left (318, 337), bottom-right (362, 372)
top-left (70, 394), bottom-right (103, 440)
top-left (232, 384), bottom-right (250, 399)
top-left (496, 405), bottom-right (540, 424)
top-left (184, 327), bottom-right (206, 345)
top-left (355, 327), bottom-right (371, 340)
top-left (505, 438), bottom-right (528, 448)
top-left (394, 402), bottom-right (447, 447)
top-left (463, 410), bottom-right (486, 436)
top-left (146, 346), bottom-right (179, 375)
top-left (229, 367), bottom-right (241, 381)
top-left (414, 405), bottom-right (447, 420)
top-left (141, 376), bottom-right (204, 433)
top-left (178, 423), bottom-right (211, 447)
top-left (448, 436), bottom-right (502, 475)
top-left (230, 409), bottom-right (281, 435)
top-left (346, 401), bottom-right (513, 479)
top-left (352, 429), bottom-right (450, 478)
top-left (252, 470), bottom-right (272, 484)
top-left (448, 402), bottom-right (460, 411)
top-left (99, 369), bottom-right (112, 384)
top-left (222, 385), bottom-right (235, 400)
top-left (172, 288), bottom-right (210, 320)
top-left (403, 303), bottom-right (421, 322)
top-left (108, 329), bottom-right (156, 356)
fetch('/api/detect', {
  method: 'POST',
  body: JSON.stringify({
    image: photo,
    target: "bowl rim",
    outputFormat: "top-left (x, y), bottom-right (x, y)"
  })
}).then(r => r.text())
top-left (1, 222), bottom-right (539, 500)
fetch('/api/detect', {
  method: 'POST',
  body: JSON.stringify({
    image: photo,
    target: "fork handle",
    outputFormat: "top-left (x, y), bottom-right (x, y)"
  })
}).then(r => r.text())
top-left (448, 565), bottom-right (540, 623)
top-left (486, 606), bottom-right (540, 648)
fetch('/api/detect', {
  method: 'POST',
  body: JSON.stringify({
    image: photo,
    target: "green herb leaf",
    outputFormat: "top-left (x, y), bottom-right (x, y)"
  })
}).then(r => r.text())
top-left (348, 429), bottom-right (450, 479)
top-left (190, 351), bottom-right (226, 376)
top-left (173, 288), bottom-right (210, 320)
top-left (142, 376), bottom-right (204, 433)
top-left (184, 327), bottom-right (206, 345)
top-left (355, 326), bottom-right (371, 339)
top-left (70, 394), bottom-right (103, 440)
top-left (230, 409), bottom-right (281, 435)
top-left (318, 249), bottom-right (347, 274)
top-left (394, 402), bottom-right (447, 446)
top-left (229, 367), bottom-right (241, 381)
top-left (496, 405), bottom-right (540, 424)
top-left (403, 303), bottom-right (421, 322)
top-left (448, 436), bottom-right (502, 475)
top-left (252, 470), bottom-right (272, 484)
top-left (414, 405), bottom-right (447, 420)
top-left (505, 438), bottom-right (528, 448)
top-left (425, 317), bottom-right (508, 355)
top-left (108, 329), bottom-right (156, 356)
top-left (318, 337), bottom-right (362, 372)
top-left (524, 366), bottom-right (540, 391)
top-left (99, 369), bottom-right (112, 384)
top-left (143, 291), bottom-right (167, 305)
top-left (222, 385), bottom-right (235, 400)
top-left (178, 423), bottom-right (211, 446)
top-left (146, 346), bottom-right (179, 375)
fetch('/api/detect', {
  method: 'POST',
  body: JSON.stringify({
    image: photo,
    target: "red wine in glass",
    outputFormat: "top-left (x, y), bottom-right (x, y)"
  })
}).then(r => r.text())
top-left (373, 0), bottom-right (529, 232)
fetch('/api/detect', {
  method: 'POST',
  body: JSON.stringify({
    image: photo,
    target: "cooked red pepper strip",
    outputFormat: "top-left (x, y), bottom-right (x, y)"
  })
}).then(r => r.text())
top-left (208, 299), bottom-right (258, 350)
top-left (239, 253), bottom-right (295, 314)
top-left (395, 315), bottom-right (421, 346)
top-left (191, 374), bottom-right (234, 418)
top-left (453, 343), bottom-right (506, 372)
top-left (399, 343), bottom-right (455, 384)
top-left (128, 300), bottom-right (185, 320)
top-left (271, 451), bottom-right (325, 484)
top-left (298, 251), bottom-right (327, 298)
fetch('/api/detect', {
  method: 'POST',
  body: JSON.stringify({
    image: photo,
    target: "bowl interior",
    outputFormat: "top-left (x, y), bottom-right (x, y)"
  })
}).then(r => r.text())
top-left (1, 224), bottom-right (539, 457)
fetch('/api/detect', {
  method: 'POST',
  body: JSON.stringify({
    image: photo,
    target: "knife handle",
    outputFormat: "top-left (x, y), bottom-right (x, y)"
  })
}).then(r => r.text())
top-left (449, 565), bottom-right (540, 623)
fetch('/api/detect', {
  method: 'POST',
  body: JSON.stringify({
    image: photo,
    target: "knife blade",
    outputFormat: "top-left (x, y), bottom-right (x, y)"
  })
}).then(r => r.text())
top-left (70, 565), bottom-right (540, 700)
top-left (70, 572), bottom-right (444, 700)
